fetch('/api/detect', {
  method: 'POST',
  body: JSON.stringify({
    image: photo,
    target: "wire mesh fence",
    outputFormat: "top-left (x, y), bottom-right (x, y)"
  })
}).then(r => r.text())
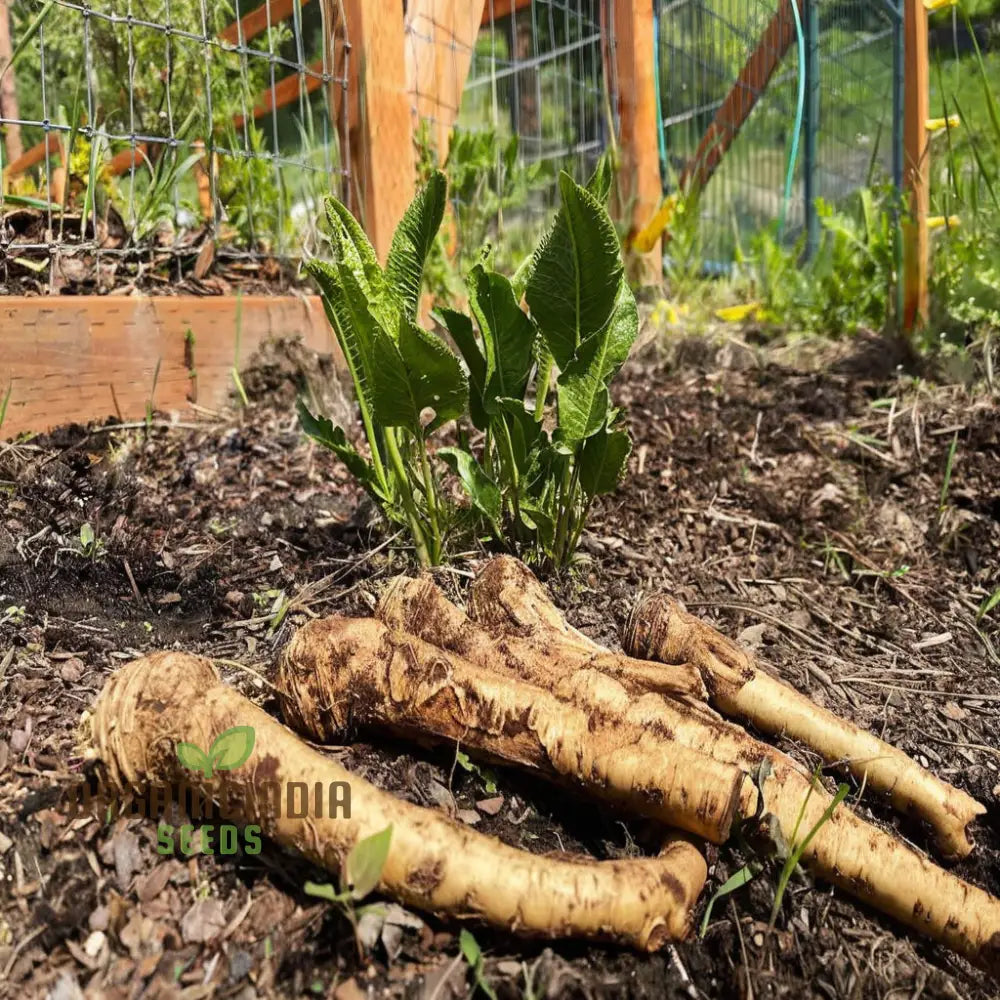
top-left (0, 0), bottom-right (347, 293)
top-left (656, 0), bottom-right (901, 269)
top-left (404, 0), bottom-right (614, 277)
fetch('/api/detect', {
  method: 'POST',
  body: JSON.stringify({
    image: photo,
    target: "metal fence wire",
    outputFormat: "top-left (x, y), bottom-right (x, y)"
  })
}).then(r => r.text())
top-left (656, 0), bottom-right (902, 269)
top-left (404, 0), bottom-right (613, 273)
top-left (2, 0), bottom-right (920, 293)
top-left (0, 0), bottom-right (348, 293)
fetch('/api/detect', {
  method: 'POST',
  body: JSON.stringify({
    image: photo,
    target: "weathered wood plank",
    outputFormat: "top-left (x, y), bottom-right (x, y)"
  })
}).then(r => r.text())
top-left (1, 295), bottom-right (339, 439)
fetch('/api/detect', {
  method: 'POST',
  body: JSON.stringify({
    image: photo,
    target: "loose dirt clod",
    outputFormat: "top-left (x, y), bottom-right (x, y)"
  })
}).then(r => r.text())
top-left (84, 651), bottom-right (707, 950)
top-left (624, 592), bottom-right (987, 859)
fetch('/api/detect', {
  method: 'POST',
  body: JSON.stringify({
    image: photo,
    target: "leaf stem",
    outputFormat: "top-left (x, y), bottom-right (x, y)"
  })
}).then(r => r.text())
top-left (384, 429), bottom-right (431, 566)
top-left (533, 354), bottom-right (553, 422)
top-left (417, 434), bottom-right (442, 564)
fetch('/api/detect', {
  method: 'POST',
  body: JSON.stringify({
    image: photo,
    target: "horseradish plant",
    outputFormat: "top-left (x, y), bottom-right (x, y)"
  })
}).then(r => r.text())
top-left (299, 161), bottom-right (638, 569)
top-left (298, 172), bottom-right (465, 567)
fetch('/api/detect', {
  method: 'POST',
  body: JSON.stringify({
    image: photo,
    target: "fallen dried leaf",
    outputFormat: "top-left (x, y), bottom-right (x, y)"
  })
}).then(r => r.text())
top-left (181, 898), bottom-right (226, 944)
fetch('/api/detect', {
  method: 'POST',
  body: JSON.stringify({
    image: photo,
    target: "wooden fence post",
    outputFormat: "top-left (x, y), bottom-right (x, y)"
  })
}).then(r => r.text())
top-left (405, 0), bottom-right (486, 163)
top-left (0, 0), bottom-right (23, 164)
top-left (610, 0), bottom-right (663, 286)
top-left (338, 0), bottom-right (415, 263)
top-left (902, 0), bottom-right (929, 332)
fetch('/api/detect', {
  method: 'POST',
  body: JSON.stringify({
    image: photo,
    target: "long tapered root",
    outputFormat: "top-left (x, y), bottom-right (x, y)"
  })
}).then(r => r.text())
top-left (84, 652), bottom-right (707, 950)
top-left (624, 593), bottom-right (987, 859)
top-left (278, 617), bottom-right (752, 843)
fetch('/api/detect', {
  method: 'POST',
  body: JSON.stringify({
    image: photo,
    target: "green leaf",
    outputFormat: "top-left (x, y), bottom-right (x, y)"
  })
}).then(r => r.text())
top-left (579, 423), bottom-right (632, 498)
top-left (459, 928), bottom-right (481, 966)
top-left (699, 863), bottom-right (761, 938)
top-left (325, 196), bottom-right (380, 285)
top-left (978, 586), bottom-right (1000, 623)
top-left (305, 260), bottom-right (378, 415)
top-left (386, 171), bottom-right (447, 321)
top-left (438, 448), bottom-right (503, 535)
top-left (510, 250), bottom-right (535, 302)
top-left (459, 929), bottom-right (498, 1000)
top-left (368, 324), bottom-right (421, 432)
top-left (79, 522), bottom-right (95, 551)
top-left (175, 742), bottom-right (211, 775)
top-left (468, 264), bottom-right (536, 411)
top-left (556, 282), bottom-right (638, 443)
top-left (311, 264), bottom-right (417, 434)
top-left (344, 824), bottom-right (393, 900)
top-left (304, 880), bottom-right (349, 904)
top-left (208, 726), bottom-right (256, 772)
top-left (586, 154), bottom-right (613, 205)
top-left (494, 397), bottom-right (543, 475)
top-left (324, 197), bottom-right (401, 334)
top-left (518, 498), bottom-right (556, 550)
top-left (526, 172), bottom-right (624, 368)
top-left (397, 318), bottom-right (468, 432)
top-left (437, 308), bottom-right (488, 431)
top-left (297, 399), bottom-right (380, 496)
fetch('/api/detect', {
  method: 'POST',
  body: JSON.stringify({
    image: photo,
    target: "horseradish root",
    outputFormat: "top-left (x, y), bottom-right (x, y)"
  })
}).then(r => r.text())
top-left (278, 616), bottom-right (752, 842)
top-left (379, 572), bottom-right (708, 704)
top-left (85, 652), bottom-right (707, 950)
top-left (624, 593), bottom-right (986, 859)
top-left (460, 558), bottom-right (1000, 970)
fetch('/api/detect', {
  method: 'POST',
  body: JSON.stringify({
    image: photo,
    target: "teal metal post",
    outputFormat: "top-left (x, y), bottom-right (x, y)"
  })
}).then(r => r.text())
top-left (802, 0), bottom-right (820, 258)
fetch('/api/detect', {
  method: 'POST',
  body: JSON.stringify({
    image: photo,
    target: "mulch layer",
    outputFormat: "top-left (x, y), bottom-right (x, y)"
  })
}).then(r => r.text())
top-left (2, 335), bottom-right (998, 999)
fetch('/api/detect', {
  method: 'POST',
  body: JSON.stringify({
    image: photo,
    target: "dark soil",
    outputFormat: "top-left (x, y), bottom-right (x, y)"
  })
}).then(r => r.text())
top-left (2, 335), bottom-right (999, 999)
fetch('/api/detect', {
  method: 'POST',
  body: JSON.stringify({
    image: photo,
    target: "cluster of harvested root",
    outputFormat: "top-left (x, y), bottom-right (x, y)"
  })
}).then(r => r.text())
top-left (83, 556), bottom-right (1000, 974)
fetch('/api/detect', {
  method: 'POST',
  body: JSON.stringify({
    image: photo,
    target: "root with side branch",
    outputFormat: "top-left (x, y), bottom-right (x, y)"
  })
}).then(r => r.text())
top-left (84, 652), bottom-right (707, 950)
top-left (456, 557), bottom-right (1000, 972)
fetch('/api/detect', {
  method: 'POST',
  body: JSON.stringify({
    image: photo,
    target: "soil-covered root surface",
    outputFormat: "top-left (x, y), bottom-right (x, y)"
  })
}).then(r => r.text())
top-left (1, 337), bottom-right (998, 999)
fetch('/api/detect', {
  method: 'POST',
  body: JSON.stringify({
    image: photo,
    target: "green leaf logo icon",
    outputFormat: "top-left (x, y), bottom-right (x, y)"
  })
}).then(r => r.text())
top-left (175, 726), bottom-right (255, 778)
top-left (176, 742), bottom-right (212, 776)
top-left (209, 726), bottom-right (256, 772)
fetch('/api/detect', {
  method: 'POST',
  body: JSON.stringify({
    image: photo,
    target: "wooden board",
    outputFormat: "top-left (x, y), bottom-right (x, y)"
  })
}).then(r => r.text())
top-left (405, 0), bottom-right (487, 161)
top-left (1, 295), bottom-right (339, 439)
top-left (481, 0), bottom-right (531, 23)
top-left (219, 0), bottom-right (314, 46)
top-left (681, 0), bottom-right (801, 193)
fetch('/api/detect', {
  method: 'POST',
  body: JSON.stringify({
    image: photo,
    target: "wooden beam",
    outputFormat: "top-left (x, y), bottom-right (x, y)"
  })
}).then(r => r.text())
top-left (233, 60), bottom-right (325, 127)
top-left (3, 132), bottom-right (61, 178)
top-left (219, 0), bottom-right (314, 46)
top-left (481, 0), bottom-right (531, 24)
top-left (902, 0), bottom-right (929, 332)
top-left (1, 295), bottom-right (339, 439)
top-left (340, 0), bottom-right (415, 263)
top-left (611, 0), bottom-right (663, 285)
top-left (680, 0), bottom-right (801, 193)
top-left (405, 0), bottom-right (487, 162)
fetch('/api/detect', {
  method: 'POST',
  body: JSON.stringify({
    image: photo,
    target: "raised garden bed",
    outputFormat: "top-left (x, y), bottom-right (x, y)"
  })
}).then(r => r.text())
top-left (0, 295), bottom-right (335, 438)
